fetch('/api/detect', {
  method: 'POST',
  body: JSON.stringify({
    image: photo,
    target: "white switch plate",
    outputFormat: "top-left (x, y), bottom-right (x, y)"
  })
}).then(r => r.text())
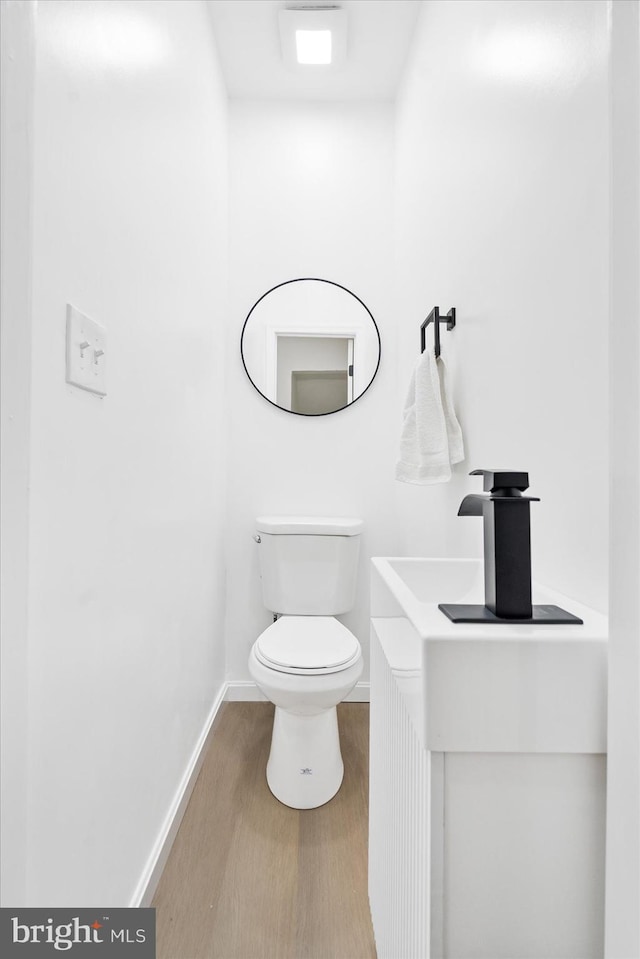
top-left (66, 304), bottom-right (107, 396)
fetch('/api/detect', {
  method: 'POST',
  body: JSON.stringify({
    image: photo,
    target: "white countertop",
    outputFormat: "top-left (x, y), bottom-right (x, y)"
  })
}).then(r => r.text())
top-left (370, 557), bottom-right (608, 754)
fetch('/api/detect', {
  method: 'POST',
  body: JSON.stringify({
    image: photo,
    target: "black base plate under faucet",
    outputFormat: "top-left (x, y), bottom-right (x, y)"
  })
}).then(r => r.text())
top-left (438, 604), bottom-right (583, 625)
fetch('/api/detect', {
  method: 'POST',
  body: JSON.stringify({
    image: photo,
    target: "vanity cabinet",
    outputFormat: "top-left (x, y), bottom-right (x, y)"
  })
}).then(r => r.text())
top-left (368, 559), bottom-right (608, 959)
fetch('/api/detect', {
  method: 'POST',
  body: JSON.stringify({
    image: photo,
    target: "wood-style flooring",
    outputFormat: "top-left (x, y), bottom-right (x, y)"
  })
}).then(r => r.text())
top-left (153, 702), bottom-right (376, 959)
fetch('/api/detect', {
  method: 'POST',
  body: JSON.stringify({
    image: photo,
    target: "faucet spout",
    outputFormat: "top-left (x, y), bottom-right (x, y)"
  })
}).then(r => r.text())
top-left (457, 494), bottom-right (489, 517)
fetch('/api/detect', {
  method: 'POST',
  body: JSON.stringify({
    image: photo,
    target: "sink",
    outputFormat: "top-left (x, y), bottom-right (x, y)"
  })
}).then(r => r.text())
top-left (370, 557), bottom-right (608, 753)
top-left (373, 558), bottom-right (484, 606)
top-left (369, 558), bottom-right (608, 958)
top-left (385, 557), bottom-right (483, 604)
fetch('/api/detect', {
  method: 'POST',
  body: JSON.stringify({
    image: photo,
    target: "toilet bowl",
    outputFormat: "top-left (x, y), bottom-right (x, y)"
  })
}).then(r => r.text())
top-left (249, 616), bottom-right (363, 808)
top-left (249, 516), bottom-right (364, 809)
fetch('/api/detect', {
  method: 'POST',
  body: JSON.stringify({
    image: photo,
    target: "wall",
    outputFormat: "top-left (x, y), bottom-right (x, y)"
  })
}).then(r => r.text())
top-left (226, 101), bottom-right (396, 685)
top-left (394, 0), bottom-right (610, 610)
top-left (0, 0), bottom-right (36, 906)
top-left (25, 0), bottom-right (228, 905)
top-left (606, 1), bottom-right (640, 954)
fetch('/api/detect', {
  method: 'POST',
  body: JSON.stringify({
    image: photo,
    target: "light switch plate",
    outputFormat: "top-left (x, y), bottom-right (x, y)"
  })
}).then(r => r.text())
top-left (66, 304), bottom-right (107, 396)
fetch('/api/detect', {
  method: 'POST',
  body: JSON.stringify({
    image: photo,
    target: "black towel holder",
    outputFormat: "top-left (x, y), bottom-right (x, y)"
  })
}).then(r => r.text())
top-left (421, 306), bottom-right (456, 358)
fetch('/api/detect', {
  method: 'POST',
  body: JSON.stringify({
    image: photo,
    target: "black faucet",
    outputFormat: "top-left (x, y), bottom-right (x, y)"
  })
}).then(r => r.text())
top-left (438, 469), bottom-right (583, 625)
top-left (458, 469), bottom-right (540, 619)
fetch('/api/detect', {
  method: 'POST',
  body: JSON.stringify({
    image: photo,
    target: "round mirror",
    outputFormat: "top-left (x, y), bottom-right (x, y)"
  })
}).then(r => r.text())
top-left (240, 278), bottom-right (381, 416)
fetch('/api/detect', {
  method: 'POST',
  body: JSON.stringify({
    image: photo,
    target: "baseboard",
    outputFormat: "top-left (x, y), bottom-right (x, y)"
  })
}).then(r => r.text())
top-left (130, 681), bottom-right (227, 907)
top-left (225, 680), bottom-right (370, 703)
top-left (345, 682), bottom-right (370, 702)
top-left (225, 681), bottom-right (269, 702)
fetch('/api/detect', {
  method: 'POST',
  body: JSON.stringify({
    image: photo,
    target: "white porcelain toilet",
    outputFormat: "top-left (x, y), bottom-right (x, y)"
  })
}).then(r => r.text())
top-left (248, 515), bottom-right (364, 809)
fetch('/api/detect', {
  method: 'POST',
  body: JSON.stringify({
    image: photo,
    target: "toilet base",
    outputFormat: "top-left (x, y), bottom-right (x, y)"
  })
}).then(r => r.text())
top-left (266, 706), bottom-right (344, 809)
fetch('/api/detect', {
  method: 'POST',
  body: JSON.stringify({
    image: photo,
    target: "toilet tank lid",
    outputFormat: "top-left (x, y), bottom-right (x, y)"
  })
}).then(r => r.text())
top-left (255, 515), bottom-right (363, 536)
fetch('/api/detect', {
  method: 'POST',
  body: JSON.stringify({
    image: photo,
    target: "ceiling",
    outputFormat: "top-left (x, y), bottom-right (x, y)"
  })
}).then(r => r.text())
top-left (206, 0), bottom-right (421, 101)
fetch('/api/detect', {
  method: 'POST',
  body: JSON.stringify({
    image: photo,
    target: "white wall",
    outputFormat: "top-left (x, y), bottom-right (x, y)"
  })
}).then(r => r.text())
top-left (394, 0), bottom-right (610, 611)
top-left (606, 1), bottom-right (640, 954)
top-left (226, 101), bottom-right (397, 685)
top-left (0, 0), bottom-right (36, 906)
top-left (25, 0), bottom-right (228, 905)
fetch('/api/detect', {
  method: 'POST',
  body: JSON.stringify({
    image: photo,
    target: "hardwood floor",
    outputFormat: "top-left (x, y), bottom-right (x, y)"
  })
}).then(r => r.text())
top-left (153, 702), bottom-right (376, 959)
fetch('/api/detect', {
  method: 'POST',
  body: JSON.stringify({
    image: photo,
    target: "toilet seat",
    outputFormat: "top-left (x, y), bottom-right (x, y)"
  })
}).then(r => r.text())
top-left (255, 616), bottom-right (361, 675)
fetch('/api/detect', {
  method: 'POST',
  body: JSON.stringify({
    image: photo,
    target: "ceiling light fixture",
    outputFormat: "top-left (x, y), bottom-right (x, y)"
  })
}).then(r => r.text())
top-left (295, 29), bottom-right (332, 65)
top-left (279, 6), bottom-right (347, 69)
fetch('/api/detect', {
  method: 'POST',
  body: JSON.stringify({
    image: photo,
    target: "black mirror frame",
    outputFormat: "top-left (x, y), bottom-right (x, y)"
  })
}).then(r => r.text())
top-left (240, 277), bottom-right (381, 417)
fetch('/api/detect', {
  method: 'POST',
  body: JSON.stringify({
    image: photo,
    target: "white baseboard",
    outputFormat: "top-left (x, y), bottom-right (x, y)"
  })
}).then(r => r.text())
top-left (225, 681), bottom-right (269, 702)
top-left (225, 680), bottom-right (370, 703)
top-left (130, 681), bottom-right (227, 907)
top-left (345, 682), bottom-right (370, 702)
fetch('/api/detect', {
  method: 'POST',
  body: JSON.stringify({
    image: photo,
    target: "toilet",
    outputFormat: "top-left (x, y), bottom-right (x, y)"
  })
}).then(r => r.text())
top-left (248, 515), bottom-right (364, 809)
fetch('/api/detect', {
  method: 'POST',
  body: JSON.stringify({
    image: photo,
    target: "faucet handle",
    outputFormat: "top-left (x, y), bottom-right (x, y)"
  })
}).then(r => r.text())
top-left (470, 469), bottom-right (530, 493)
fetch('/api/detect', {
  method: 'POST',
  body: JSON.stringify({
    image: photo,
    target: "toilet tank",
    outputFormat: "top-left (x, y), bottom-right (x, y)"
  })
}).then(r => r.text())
top-left (255, 516), bottom-right (363, 615)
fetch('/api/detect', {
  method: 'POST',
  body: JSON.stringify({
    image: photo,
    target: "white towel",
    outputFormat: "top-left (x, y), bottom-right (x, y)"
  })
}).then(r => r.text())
top-left (395, 350), bottom-right (464, 485)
